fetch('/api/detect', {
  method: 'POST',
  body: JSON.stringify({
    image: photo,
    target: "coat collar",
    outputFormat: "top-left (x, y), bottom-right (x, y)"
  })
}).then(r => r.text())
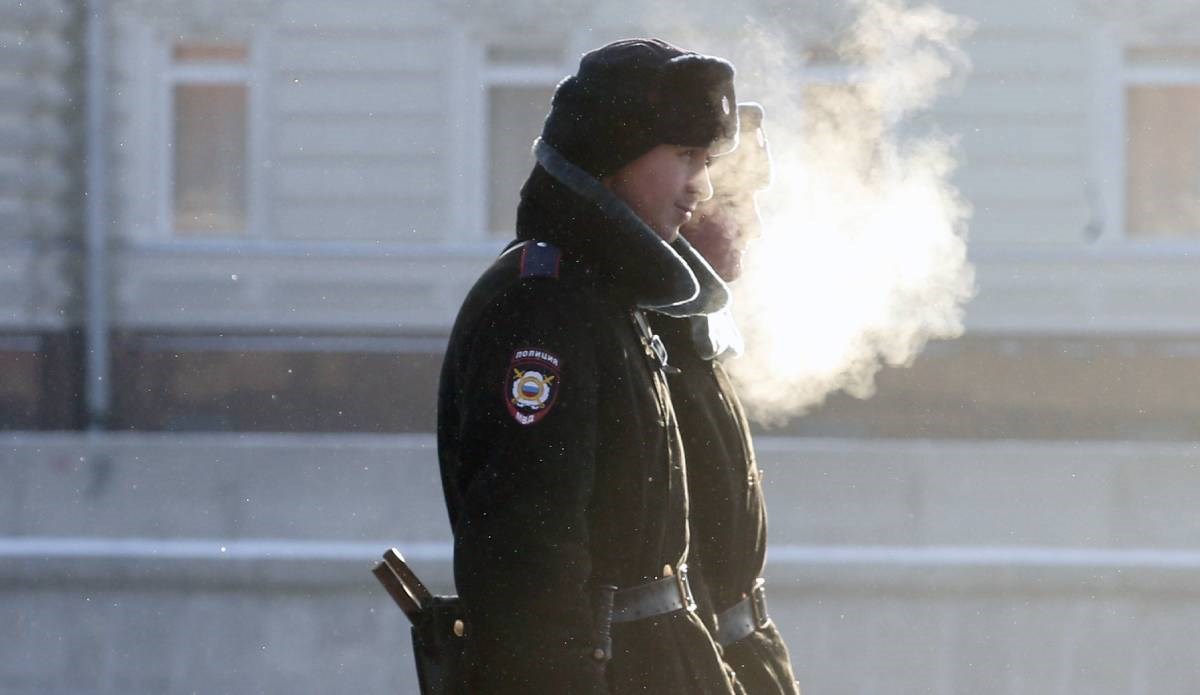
top-left (517, 140), bottom-right (729, 316)
top-left (690, 307), bottom-right (745, 361)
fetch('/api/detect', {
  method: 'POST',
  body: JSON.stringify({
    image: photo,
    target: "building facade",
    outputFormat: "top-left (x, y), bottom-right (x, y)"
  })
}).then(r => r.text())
top-left (5, 0), bottom-right (1200, 692)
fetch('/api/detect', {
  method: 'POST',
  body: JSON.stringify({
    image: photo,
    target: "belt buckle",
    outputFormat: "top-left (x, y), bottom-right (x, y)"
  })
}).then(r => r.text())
top-left (750, 577), bottom-right (769, 627)
top-left (649, 334), bottom-right (669, 368)
top-left (676, 564), bottom-right (698, 613)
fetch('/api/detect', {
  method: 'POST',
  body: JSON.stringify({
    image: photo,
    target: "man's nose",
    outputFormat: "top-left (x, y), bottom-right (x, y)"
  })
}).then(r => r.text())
top-left (739, 202), bottom-right (764, 240)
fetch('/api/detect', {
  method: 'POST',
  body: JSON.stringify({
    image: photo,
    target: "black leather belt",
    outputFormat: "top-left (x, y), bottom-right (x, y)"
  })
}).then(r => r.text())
top-left (714, 577), bottom-right (770, 647)
top-left (610, 565), bottom-right (698, 623)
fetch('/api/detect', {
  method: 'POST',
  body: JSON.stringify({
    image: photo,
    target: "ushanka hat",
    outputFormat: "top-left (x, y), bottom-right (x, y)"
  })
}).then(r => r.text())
top-left (709, 102), bottom-right (772, 198)
top-left (705, 101), bottom-right (772, 204)
top-left (540, 38), bottom-right (739, 179)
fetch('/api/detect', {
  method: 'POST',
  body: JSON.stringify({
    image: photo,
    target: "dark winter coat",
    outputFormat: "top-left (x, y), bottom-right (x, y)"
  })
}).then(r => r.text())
top-left (437, 145), bottom-right (743, 694)
top-left (651, 312), bottom-right (801, 695)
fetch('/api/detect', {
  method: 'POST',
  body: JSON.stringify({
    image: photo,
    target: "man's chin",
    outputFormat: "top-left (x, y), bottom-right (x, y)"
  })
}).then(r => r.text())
top-left (656, 225), bottom-right (681, 243)
top-left (718, 254), bottom-right (744, 283)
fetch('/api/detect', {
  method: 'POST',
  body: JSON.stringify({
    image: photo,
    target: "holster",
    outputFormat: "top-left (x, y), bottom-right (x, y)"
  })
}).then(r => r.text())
top-left (410, 595), bottom-right (467, 695)
top-left (377, 551), bottom-right (698, 692)
top-left (373, 549), bottom-right (467, 695)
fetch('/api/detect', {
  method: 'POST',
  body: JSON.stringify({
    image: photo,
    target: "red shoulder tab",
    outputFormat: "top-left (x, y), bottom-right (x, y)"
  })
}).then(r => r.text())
top-left (519, 242), bottom-right (561, 279)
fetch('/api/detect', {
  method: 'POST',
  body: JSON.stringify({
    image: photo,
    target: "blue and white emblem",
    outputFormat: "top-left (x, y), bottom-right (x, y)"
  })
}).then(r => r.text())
top-left (504, 348), bottom-right (561, 425)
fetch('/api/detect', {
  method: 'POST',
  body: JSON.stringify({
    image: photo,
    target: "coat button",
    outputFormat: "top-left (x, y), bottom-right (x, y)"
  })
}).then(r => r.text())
top-left (452, 619), bottom-right (465, 637)
top-left (592, 648), bottom-right (606, 661)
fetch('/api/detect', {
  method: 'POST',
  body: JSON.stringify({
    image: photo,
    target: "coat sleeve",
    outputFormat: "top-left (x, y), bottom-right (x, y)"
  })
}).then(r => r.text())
top-left (448, 284), bottom-right (608, 694)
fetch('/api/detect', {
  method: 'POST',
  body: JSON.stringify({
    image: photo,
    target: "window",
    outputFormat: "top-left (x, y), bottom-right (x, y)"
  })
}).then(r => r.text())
top-left (167, 41), bottom-right (252, 236)
top-left (483, 46), bottom-right (564, 237)
top-left (795, 51), bottom-right (881, 180)
top-left (1124, 47), bottom-right (1200, 239)
top-left (800, 79), bottom-right (880, 175)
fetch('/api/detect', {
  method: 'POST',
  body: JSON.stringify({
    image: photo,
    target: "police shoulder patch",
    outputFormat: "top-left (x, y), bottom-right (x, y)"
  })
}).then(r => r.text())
top-left (504, 348), bottom-right (562, 426)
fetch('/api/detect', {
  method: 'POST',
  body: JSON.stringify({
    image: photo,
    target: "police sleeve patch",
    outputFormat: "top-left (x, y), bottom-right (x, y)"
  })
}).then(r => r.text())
top-left (504, 348), bottom-right (561, 426)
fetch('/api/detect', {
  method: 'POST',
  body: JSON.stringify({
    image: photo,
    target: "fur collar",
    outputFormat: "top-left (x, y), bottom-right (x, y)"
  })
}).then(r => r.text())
top-left (520, 140), bottom-right (729, 316)
top-left (689, 307), bottom-right (745, 361)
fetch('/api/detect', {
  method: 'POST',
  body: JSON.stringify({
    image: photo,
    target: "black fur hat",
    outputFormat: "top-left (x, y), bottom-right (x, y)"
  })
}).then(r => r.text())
top-left (710, 102), bottom-right (772, 197)
top-left (540, 38), bottom-right (739, 179)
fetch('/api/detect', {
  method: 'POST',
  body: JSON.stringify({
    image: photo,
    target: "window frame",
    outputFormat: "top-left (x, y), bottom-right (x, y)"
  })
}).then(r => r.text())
top-left (1091, 31), bottom-right (1200, 249)
top-left (446, 32), bottom-right (571, 242)
top-left (157, 39), bottom-right (267, 240)
top-left (122, 17), bottom-right (272, 246)
top-left (480, 64), bottom-right (565, 238)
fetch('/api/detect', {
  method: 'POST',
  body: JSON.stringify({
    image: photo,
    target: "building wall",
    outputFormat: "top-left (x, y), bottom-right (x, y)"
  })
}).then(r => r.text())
top-left (944, 0), bottom-right (1200, 334)
top-left (77, 0), bottom-right (1200, 437)
top-left (107, 0), bottom-right (493, 333)
top-left (5, 433), bottom-right (1200, 693)
top-left (103, 0), bottom-right (1191, 335)
top-left (6, 1), bottom-right (1200, 692)
top-left (0, 0), bottom-right (76, 334)
top-left (0, 0), bottom-right (82, 430)
top-left (5, 0), bottom-right (1200, 349)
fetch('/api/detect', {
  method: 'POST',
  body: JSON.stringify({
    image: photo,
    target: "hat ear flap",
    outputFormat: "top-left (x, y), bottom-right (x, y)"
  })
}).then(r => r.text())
top-left (737, 102), bottom-right (772, 189)
top-left (737, 101), bottom-right (764, 131)
top-left (709, 102), bottom-right (773, 194)
top-left (541, 75), bottom-right (584, 149)
top-left (549, 75), bottom-right (585, 110)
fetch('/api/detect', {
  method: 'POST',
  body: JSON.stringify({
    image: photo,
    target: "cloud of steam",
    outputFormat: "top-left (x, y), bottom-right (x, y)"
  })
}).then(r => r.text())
top-left (712, 0), bottom-right (977, 422)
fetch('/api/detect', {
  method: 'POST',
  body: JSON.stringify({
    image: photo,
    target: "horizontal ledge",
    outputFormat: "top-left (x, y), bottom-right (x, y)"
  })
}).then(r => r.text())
top-left (751, 436), bottom-right (1200, 457)
top-left (0, 334), bottom-right (43, 351)
top-left (0, 537), bottom-right (445, 562)
top-left (5, 432), bottom-right (1200, 456)
top-left (963, 321), bottom-right (1200, 336)
top-left (0, 430), bottom-right (440, 449)
top-left (124, 239), bottom-right (505, 260)
top-left (277, 27), bottom-right (445, 40)
top-left (274, 67), bottom-right (443, 80)
top-left (0, 538), bottom-right (453, 590)
top-left (968, 241), bottom-right (1200, 263)
top-left (131, 333), bottom-right (448, 354)
top-left (7, 539), bottom-right (1200, 594)
top-left (113, 239), bottom-right (1200, 264)
top-left (768, 544), bottom-right (1200, 570)
top-left (6, 538), bottom-right (1200, 571)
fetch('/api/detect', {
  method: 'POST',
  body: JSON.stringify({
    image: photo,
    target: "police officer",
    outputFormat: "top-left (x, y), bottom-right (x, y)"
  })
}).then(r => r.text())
top-left (650, 103), bottom-right (802, 694)
top-left (437, 39), bottom-right (748, 693)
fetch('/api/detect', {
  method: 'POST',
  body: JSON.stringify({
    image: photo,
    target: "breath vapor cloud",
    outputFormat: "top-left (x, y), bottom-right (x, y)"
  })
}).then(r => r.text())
top-left (720, 0), bottom-right (977, 422)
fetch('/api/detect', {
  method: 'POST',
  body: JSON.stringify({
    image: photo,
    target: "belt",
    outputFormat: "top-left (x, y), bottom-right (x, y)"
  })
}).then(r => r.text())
top-left (714, 578), bottom-right (770, 647)
top-left (610, 565), bottom-right (698, 623)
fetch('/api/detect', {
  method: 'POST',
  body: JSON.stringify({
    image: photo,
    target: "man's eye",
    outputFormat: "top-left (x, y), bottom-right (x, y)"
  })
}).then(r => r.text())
top-left (680, 148), bottom-right (712, 166)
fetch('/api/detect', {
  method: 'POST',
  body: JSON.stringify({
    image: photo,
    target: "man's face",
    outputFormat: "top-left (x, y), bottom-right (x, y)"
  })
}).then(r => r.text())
top-left (680, 192), bottom-right (763, 282)
top-left (604, 144), bottom-right (716, 243)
